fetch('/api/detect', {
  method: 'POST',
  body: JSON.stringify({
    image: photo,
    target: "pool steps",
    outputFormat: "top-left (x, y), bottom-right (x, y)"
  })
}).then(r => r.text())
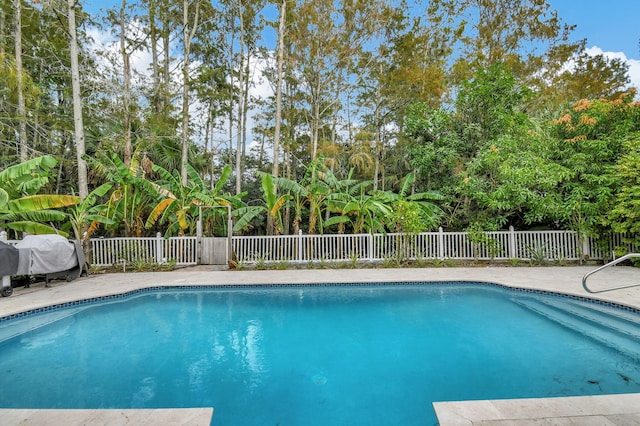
top-left (514, 297), bottom-right (640, 359)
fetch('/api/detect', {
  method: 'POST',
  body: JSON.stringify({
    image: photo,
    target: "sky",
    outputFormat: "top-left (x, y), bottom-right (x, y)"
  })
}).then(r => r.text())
top-left (548, 0), bottom-right (640, 90)
top-left (549, 0), bottom-right (639, 58)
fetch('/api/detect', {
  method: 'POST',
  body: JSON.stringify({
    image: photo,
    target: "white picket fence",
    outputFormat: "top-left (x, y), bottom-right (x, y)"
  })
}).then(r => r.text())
top-left (231, 228), bottom-right (637, 265)
top-left (90, 234), bottom-right (198, 267)
top-left (6, 228), bottom-right (634, 267)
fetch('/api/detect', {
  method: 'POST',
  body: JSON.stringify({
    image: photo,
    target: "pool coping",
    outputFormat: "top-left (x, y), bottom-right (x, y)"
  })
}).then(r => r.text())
top-left (1, 266), bottom-right (640, 425)
top-left (433, 393), bottom-right (640, 425)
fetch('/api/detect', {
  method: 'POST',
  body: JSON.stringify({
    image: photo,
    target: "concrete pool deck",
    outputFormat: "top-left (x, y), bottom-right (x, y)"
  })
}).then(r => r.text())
top-left (1, 265), bottom-right (639, 425)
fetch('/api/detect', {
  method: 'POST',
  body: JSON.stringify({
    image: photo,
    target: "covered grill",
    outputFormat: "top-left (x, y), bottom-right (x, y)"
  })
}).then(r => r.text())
top-left (1, 235), bottom-right (85, 297)
top-left (0, 242), bottom-right (19, 297)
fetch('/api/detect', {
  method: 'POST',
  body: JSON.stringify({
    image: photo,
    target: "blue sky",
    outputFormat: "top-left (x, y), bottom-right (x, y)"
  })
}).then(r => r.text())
top-left (549, 0), bottom-right (640, 90)
top-left (549, 0), bottom-right (639, 59)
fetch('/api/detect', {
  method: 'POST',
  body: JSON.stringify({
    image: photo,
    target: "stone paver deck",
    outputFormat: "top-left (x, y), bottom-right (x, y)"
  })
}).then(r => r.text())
top-left (1, 265), bottom-right (639, 425)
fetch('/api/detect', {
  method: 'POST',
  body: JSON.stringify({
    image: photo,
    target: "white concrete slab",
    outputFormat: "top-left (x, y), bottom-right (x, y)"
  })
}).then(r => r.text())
top-left (0, 408), bottom-right (213, 425)
top-left (433, 394), bottom-right (640, 425)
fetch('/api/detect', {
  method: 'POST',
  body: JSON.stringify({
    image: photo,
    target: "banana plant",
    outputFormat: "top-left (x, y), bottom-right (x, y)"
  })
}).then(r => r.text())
top-left (85, 151), bottom-right (152, 237)
top-left (68, 183), bottom-right (115, 243)
top-left (0, 156), bottom-right (79, 237)
top-left (374, 172), bottom-right (445, 233)
top-left (144, 163), bottom-right (205, 236)
top-left (325, 180), bottom-right (391, 234)
top-left (232, 174), bottom-right (292, 235)
top-left (261, 174), bottom-right (292, 235)
top-left (265, 174), bottom-right (309, 235)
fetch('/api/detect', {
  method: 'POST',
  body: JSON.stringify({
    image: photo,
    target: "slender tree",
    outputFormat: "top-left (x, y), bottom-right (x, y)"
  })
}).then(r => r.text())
top-left (180, 0), bottom-right (200, 186)
top-left (272, 0), bottom-right (286, 179)
top-left (68, 0), bottom-right (88, 199)
top-left (14, 0), bottom-right (27, 161)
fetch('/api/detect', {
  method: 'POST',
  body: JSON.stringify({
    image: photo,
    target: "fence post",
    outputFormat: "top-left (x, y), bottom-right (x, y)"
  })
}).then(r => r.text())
top-left (0, 231), bottom-right (10, 293)
top-left (156, 232), bottom-right (164, 264)
top-left (298, 230), bottom-right (303, 263)
top-left (509, 226), bottom-right (517, 259)
top-left (438, 227), bottom-right (444, 259)
top-left (581, 232), bottom-right (590, 261)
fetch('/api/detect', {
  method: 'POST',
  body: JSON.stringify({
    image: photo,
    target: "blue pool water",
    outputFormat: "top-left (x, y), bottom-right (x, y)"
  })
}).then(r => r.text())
top-left (1, 283), bottom-right (639, 425)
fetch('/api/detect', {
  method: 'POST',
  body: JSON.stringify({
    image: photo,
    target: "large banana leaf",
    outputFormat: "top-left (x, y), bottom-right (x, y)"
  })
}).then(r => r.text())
top-left (232, 206), bottom-right (264, 232)
top-left (1, 209), bottom-right (68, 222)
top-left (213, 165), bottom-right (233, 195)
top-left (324, 215), bottom-right (351, 227)
top-left (0, 155), bottom-right (57, 185)
top-left (261, 174), bottom-right (277, 208)
top-left (81, 183), bottom-right (113, 208)
top-left (84, 214), bottom-right (116, 225)
top-left (0, 188), bottom-right (8, 208)
top-left (7, 194), bottom-right (80, 212)
top-left (145, 198), bottom-right (175, 228)
top-left (4, 221), bottom-right (69, 237)
top-left (269, 195), bottom-right (292, 217)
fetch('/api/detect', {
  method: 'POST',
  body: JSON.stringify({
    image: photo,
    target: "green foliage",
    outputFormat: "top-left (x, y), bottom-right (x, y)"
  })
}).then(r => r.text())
top-left (527, 245), bottom-right (548, 266)
top-left (0, 156), bottom-right (79, 237)
top-left (607, 137), bottom-right (640, 235)
top-left (2, 2), bottom-right (638, 243)
top-left (466, 223), bottom-right (503, 260)
top-left (375, 172), bottom-right (444, 233)
top-left (461, 134), bottom-right (569, 229)
top-left (68, 183), bottom-right (115, 242)
top-left (455, 63), bottom-right (532, 150)
top-left (84, 151), bottom-right (153, 237)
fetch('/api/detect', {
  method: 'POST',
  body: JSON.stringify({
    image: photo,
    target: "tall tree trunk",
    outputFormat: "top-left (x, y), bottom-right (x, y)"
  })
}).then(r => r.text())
top-left (226, 22), bottom-right (236, 187)
top-left (180, 0), bottom-right (200, 186)
top-left (270, 0), bottom-right (286, 235)
top-left (148, 0), bottom-right (161, 114)
top-left (0, 5), bottom-right (5, 55)
top-left (234, 1), bottom-right (245, 195)
top-left (14, 0), bottom-right (27, 161)
top-left (257, 131), bottom-right (265, 171)
top-left (120, 0), bottom-right (132, 167)
top-left (162, 0), bottom-right (170, 113)
top-left (204, 105), bottom-right (212, 187)
top-left (241, 56), bottom-right (249, 175)
top-left (311, 74), bottom-right (320, 160)
top-left (272, 0), bottom-right (286, 178)
top-left (373, 74), bottom-right (382, 191)
top-left (68, 0), bottom-right (88, 199)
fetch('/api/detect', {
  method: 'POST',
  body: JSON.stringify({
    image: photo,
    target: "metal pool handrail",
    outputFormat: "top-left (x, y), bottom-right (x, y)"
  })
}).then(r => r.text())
top-left (582, 253), bottom-right (640, 293)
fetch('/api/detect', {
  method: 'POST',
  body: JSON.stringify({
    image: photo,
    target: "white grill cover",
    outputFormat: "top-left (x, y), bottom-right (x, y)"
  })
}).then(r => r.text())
top-left (15, 235), bottom-right (78, 274)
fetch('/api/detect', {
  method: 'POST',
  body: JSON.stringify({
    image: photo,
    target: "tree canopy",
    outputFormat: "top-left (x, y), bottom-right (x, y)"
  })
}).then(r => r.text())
top-left (0, 0), bottom-right (638, 249)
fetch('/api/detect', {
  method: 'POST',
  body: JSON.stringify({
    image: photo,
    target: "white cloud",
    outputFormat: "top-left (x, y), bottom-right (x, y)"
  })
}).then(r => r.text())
top-left (86, 23), bottom-right (155, 87)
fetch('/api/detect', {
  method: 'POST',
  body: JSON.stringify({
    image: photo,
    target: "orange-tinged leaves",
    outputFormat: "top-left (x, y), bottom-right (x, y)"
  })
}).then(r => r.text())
top-left (573, 99), bottom-right (590, 112)
top-left (145, 198), bottom-right (174, 228)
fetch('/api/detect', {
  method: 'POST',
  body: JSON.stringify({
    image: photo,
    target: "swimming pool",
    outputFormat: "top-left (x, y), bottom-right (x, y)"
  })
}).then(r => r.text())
top-left (0, 282), bottom-right (639, 425)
